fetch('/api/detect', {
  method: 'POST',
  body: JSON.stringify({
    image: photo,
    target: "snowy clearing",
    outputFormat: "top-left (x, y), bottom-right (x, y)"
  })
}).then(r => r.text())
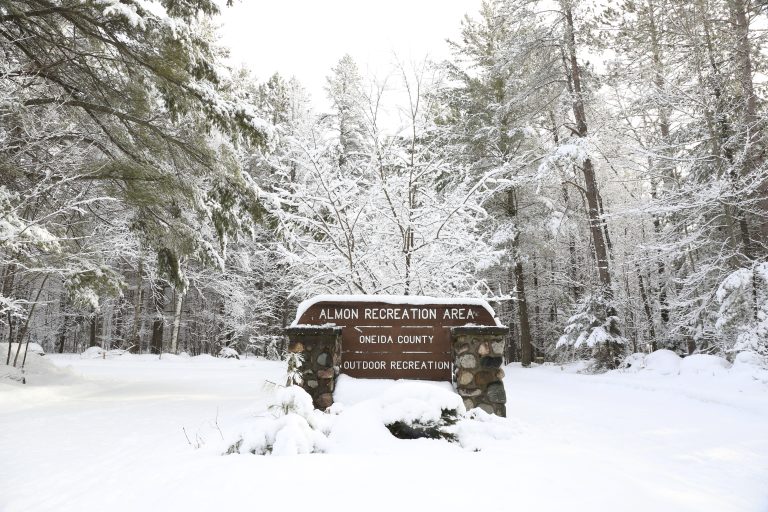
top-left (1, 354), bottom-right (767, 512)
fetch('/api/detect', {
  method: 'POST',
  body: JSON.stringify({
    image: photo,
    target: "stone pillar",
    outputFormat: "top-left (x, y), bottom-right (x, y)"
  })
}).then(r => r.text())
top-left (285, 326), bottom-right (342, 410)
top-left (450, 326), bottom-right (508, 417)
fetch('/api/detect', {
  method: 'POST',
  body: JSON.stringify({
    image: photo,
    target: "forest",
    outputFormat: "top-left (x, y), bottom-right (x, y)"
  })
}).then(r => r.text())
top-left (1, 0), bottom-right (767, 369)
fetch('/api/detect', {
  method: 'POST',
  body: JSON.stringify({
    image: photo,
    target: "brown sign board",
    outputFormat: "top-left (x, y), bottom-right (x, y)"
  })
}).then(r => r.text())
top-left (294, 297), bottom-right (500, 380)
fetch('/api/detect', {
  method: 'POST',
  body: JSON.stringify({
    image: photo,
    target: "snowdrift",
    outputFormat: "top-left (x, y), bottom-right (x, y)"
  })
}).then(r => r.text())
top-left (0, 343), bottom-right (79, 385)
top-left (621, 349), bottom-right (766, 378)
top-left (212, 377), bottom-right (522, 457)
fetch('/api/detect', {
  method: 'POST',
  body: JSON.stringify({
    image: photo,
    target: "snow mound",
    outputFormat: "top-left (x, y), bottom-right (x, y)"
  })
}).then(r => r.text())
top-left (448, 408), bottom-right (524, 451)
top-left (679, 354), bottom-right (731, 375)
top-left (615, 350), bottom-right (768, 383)
top-left (644, 350), bottom-right (681, 375)
top-left (334, 374), bottom-right (455, 404)
top-left (731, 351), bottom-right (768, 384)
top-left (80, 346), bottom-right (106, 359)
top-left (26, 342), bottom-right (45, 356)
top-left (0, 342), bottom-right (45, 360)
top-left (0, 343), bottom-right (78, 385)
top-left (80, 347), bottom-right (134, 359)
top-left (732, 351), bottom-right (766, 370)
top-left (192, 354), bottom-right (217, 361)
top-left (331, 378), bottom-right (518, 449)
top-left (210, 378), bottom-right (519, 457)
top-left (377, 381), bottom-right (465, 425)
top-left (218, 347), bottom-right (240, 359)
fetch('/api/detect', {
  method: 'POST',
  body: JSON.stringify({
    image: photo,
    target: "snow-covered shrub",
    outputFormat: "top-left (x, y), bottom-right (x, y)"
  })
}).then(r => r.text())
top-left (224, 386), bottom-right (329, 456)
top-left (330, 379), bottom-right (519, 449)
top-left (643, 350), bottom-right (681, 375)
top-left (80, 347), bottom-right (135, 360)
top-left (557, 294), bottom-right (627, 370)
top-left (268, 382), bottom-right (314, 417)
top-left (218, 347), bottom-right (240, 359)
top-left (716, 262), bottom-right (768, 357)
top-left (378, 382), bottom-right (466, 425)
top-left (620, 350), bottom-right (755, 378)
top-left (2, 342), bottom-right (45, 359)
top-left (285, 351), bottom-right (303, 386)
top-left (80, 346), bottom-right (105, 359)
top-left (619, 353), bottom-right (646, 372)
top-left (732, 350), bottom-right (766, 370)
top-left (376, 382), bottom-right (465, 441)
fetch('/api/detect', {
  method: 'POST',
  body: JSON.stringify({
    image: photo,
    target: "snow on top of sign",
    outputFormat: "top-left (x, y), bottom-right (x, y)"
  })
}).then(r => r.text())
top-left (291, 294), bottom-right (503, 327)
top-left (287, 323), bottom-right (341, 329)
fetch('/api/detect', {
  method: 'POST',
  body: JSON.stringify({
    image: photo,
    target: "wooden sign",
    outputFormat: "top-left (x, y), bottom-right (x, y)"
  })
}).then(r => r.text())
top-left (294, 297), bottom-right (499, 380)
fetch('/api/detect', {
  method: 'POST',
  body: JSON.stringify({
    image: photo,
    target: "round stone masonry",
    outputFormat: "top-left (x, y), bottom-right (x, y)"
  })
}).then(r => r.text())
top-left (450, 326), bottom-right (508, 417)
top-left (285, 325), bottom-right (342, 410)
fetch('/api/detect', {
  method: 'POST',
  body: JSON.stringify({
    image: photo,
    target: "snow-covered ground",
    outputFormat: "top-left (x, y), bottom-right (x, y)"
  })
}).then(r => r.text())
top-left (1, 352), bottom-right (767, 512)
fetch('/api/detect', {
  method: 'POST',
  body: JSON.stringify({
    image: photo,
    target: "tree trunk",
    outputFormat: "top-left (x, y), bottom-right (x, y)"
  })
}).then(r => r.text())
top-left (508, 189), bottom-right (533, 367)
top-left (88, 313), bottom-right (98, 347)
top-left (130, 259), bottom-right (144, 353)
top-left (647, 0), bottom-right (676, 321)
top-left (532, 256), bottom-right (540, 352)
top-left (170, 290), bottom-right (184, 354)
top-left (112, 308), bottom-right (121, 350)
top-left (562, 1), bottom-right (614, 298)
top-left (57, 290), bottom-right (69, 353)
top-left (551, 112), bottom-right (583, 303)
top-left (150, 280), bottom-right (166, 354)
top-left (623, 270), bottom-right (638, 353)
top-left (514, 260), bottom-right (534, 367)
top-left (636, 262), bottom-right (657, 350)
top-left (2, 264), bottom-right (16, 364)
top-left (5, 311), bottom-right (14, 365)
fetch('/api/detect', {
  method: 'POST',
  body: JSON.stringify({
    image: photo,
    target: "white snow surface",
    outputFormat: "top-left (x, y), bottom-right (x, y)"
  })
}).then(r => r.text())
top-left (291, 294), bottom-right (503, 326)
top-left (1, 354), bottom-right (767, 511)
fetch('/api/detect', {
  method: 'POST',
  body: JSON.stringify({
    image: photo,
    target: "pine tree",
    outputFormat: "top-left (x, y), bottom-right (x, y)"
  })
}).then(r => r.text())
top-left (325, 55), bottom-right (368, 171)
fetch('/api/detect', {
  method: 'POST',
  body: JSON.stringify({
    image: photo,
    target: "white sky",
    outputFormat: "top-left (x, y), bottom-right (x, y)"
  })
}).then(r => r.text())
top-left (216, 0), bottom-right (483, 111)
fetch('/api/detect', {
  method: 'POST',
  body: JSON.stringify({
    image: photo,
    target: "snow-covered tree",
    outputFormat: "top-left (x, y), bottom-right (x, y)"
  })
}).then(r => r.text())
top-left (716, 263), bottom-right (768, 356)
top-left (267, 60), bottom-right (498, 298)
top-left (325, 55), bottom-right (369, 170)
